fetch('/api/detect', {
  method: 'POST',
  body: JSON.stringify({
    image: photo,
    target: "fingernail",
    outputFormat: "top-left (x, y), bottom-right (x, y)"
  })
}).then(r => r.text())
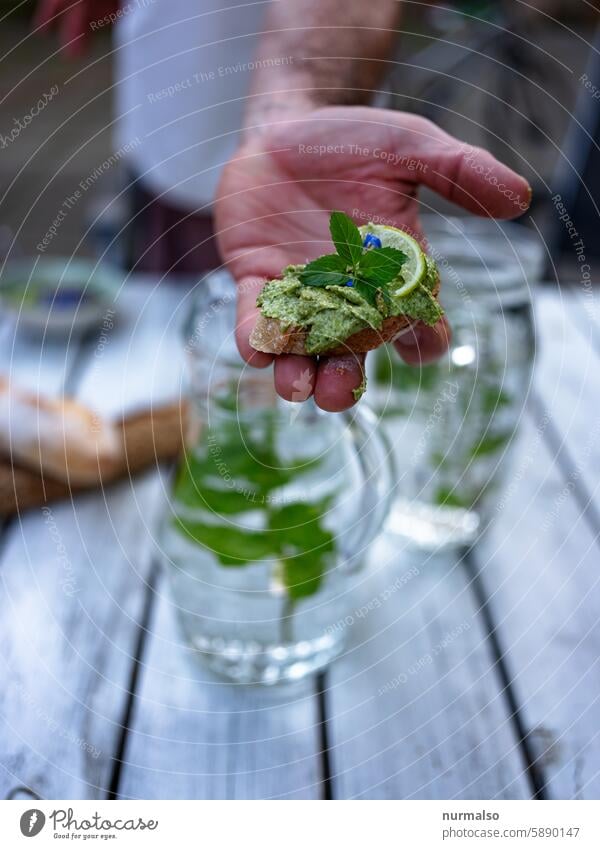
top-left (525, 182), bottom-right (533, 208)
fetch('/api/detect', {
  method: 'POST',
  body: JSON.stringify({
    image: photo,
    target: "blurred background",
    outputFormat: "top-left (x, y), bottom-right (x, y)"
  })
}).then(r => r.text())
top-left (0, 0), bottom-right (599, 276)
top-left (2, 0), bottom-right (600, 802)
top-left (1, 1), bottom-right (597, 542)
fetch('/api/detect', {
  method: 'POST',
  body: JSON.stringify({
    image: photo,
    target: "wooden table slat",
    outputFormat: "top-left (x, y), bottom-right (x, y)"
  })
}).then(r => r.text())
top-left (532, 290), bottom-right (600, 504)
top-left (326, 536), bottom-right (531, 800)
top-left (474, 289), bottom-right (600, 799)
top-left (2, 281), bottom-right (599, 800)
top-left (117, 577), bottom-right (324, 800)
top-left (0, 281), bottom-right (187, 798)
top-left (476, 414), bottom-right (600, 799)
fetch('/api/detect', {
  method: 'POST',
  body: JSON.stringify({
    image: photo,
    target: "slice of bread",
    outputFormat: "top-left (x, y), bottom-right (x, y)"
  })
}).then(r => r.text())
top-left (250, 278), bottom-right (440, 356)
top-left (0, 377), bottom-right (122, 484)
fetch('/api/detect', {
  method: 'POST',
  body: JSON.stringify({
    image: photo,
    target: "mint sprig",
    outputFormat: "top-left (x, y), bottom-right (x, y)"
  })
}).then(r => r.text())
top-left (297, 254), bottom-right (348, 287)
top-left (330, 210), bottom-right (364, 266)
top-left (298, 211), bottom-right (407, 307)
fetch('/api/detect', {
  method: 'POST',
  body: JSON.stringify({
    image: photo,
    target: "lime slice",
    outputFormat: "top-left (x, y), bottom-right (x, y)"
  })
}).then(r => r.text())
top-left (359, 224), bottom-right (426, 297)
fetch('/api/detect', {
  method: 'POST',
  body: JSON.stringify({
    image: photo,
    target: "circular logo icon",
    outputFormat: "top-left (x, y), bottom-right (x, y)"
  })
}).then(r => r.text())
top-left (19, 810), bottom-right (45, 837)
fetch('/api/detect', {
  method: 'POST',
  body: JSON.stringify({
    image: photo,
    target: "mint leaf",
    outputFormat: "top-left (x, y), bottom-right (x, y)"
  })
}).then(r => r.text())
top-left (352, 277), bottom-right (380, 307)
top-left (353, 274), bottom-right (395, 309)
top-left (298, 253), bottom-right (349, 287)
top-left (282, 550), bottom-right (327, 599)
top-left (268, 500), bottom-right (334, 600)
top-left (358, 246), bottom-right (407, 286)
top-left (296, 212), bottom-right (406, 315)
top-left (329, 211), bottom-right (363, 267)
top-left (172, 517), bottom-right (276, 566)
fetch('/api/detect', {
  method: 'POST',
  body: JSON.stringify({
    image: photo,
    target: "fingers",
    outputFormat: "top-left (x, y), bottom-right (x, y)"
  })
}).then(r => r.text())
top-left (274, 352), bottom-right (365, 412)
top-left (416, 124), bottom-right (531, 219)
top-left (274, 355), bottom-right (316, 401)
top-left (314, 353), bottom-right (366, 412)
top-left (272, 348), bottom-right (366, 412)
top-left (394, 317), bottom-right (451, 366)
top-left (268, 107), bottom-right (530, 220)
top-left (235, 277), bottom-right (274, 368)
top-left (272, 328), bottom-right (449, 410)
top-left (242, 299), bottom-right (363, 409)
top-left (272, 323), bottom-right (449, 411)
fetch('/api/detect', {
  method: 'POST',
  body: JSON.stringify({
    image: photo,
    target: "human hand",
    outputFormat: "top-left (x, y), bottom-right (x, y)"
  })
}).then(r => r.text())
top-left (215, 106), bottom-right (531, 411)
top-left (34, 0), bottom-right (119, 57)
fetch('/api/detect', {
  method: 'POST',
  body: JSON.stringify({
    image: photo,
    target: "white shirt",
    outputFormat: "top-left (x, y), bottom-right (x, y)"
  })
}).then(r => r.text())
top-left (115, 0), bottom-right (266, 211)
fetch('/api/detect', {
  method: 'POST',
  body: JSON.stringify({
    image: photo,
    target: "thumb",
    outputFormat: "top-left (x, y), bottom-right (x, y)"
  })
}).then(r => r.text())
top-left (235, 276), bottom-right (274, 368)
top-left (416, 124), bottom-right (531, 218)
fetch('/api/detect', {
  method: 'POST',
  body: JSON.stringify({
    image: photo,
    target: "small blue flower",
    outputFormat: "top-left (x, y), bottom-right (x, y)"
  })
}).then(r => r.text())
top-left (345, 279), bottom-right (354, 287)
top-left (363, 233), bottom-right (382, 250)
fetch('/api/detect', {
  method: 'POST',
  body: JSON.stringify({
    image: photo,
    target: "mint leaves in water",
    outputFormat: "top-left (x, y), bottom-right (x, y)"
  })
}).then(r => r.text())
top-left (171, 406), bottom-right (336, 601)
top-left (298, 211), bottom-right (407, 307)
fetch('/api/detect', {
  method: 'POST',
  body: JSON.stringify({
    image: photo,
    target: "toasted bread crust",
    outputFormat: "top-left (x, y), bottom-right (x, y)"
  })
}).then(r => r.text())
top-left (250, 280), bottom-right (440, 356)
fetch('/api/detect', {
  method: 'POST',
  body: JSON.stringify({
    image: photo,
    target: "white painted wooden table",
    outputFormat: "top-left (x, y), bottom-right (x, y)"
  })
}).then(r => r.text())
top-left (0, 278), bottom-right (598, 800)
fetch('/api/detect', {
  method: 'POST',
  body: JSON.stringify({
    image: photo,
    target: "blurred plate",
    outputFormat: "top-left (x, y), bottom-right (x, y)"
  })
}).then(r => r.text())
top-left (0, 257), bottom-right (120, 338)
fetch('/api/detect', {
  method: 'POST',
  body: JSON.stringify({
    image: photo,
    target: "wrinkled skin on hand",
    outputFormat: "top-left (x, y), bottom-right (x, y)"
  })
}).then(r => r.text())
top-left (216, 106), bottom-right (530, 411)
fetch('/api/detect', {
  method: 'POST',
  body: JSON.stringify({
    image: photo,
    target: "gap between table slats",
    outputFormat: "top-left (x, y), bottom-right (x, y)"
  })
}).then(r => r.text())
top-left (469, 288), bottom-right (600, 799)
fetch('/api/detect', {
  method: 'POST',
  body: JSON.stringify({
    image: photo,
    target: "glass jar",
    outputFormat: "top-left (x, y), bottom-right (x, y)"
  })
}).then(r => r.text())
top-left (159, 271), bottom-right (393, 684)
top-left (368, 216), bottom-right (539, 550)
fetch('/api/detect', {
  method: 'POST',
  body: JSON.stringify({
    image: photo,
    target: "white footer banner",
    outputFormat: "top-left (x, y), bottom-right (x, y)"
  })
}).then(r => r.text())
top-left (0, 800), bottom-right (598, 847)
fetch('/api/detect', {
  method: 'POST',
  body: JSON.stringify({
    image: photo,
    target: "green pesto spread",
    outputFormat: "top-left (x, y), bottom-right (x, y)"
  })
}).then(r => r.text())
top-left (257, 270), bottom-right (383, 354)
top-left (352, 373), bottom-right (367, 402)
top-left (257, 255), bottom-right (442, 355)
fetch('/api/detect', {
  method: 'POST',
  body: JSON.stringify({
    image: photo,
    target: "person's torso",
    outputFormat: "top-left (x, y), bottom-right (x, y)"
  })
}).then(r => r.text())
top-left (115, 0), bottom-right (266, 209)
